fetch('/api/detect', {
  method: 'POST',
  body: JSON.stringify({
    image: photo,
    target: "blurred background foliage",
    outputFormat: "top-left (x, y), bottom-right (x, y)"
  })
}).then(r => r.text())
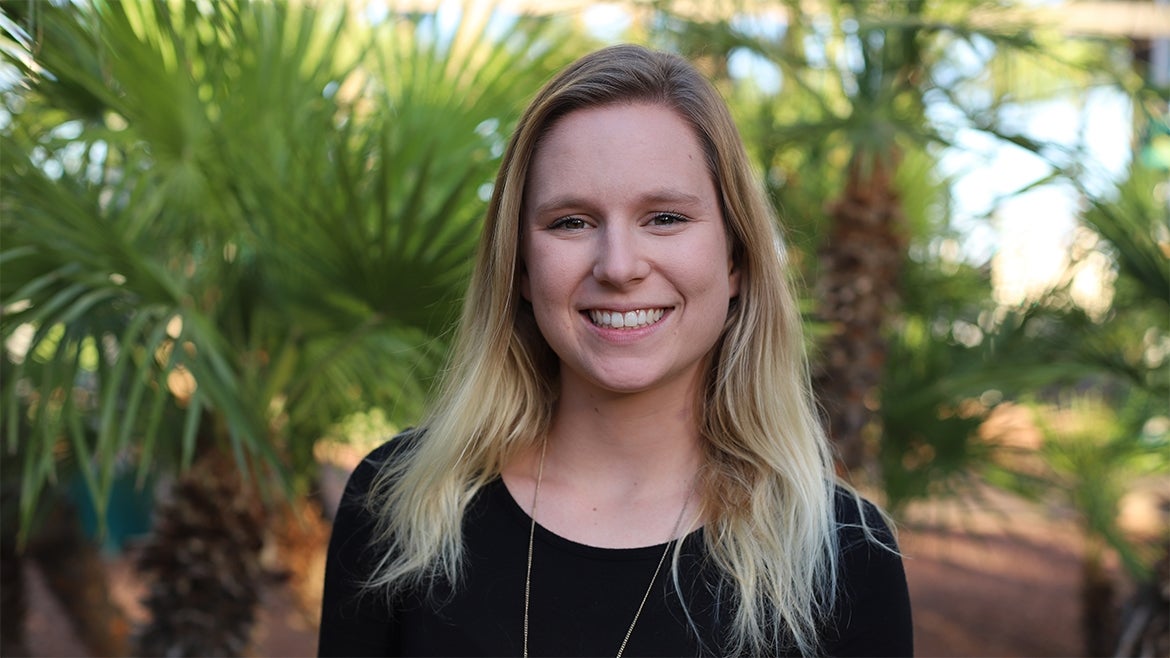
top-left (0, 0), bottom-right (1166, 656)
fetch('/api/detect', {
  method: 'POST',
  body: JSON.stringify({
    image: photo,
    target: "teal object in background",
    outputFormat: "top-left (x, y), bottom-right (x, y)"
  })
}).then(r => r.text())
top-left (68, 468), bottom-right (155, 555)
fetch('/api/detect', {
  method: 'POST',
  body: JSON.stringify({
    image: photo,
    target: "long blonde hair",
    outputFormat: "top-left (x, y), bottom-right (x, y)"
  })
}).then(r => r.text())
top-left (367, 44), bottom-right (842, 656)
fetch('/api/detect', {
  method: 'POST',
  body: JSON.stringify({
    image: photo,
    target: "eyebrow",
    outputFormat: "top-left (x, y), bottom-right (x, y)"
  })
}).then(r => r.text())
top-left (529, 189), bottom-right (706, 217)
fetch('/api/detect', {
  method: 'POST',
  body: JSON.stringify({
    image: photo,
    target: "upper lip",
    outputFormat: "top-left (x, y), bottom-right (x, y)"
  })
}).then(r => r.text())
top-left (580, 304), bottom-right (671, 312)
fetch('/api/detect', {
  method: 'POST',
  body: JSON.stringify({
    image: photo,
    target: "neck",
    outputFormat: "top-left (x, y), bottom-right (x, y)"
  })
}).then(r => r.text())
top-left (545, 378), bottom-right (704, 486)
top-left (500, 372), bottom-right (706, 548)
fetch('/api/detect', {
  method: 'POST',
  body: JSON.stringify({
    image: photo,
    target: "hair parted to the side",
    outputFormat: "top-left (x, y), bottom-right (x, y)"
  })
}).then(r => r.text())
top-left (365, 44), bottom-right (842, 656)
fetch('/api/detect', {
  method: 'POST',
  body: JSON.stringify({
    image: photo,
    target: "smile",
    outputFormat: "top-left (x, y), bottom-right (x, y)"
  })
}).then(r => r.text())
top-left (587, 308), bottom-right (667, 329)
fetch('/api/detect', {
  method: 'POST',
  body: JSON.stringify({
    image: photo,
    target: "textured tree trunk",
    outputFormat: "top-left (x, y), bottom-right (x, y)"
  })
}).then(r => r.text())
top-left (29, 500), bottom-right (131, 657)
top-left (1114, 543), bottom-right (1170, 657)
top-left (813, 151), bottom-right (906, 473)
top-left (1081, 541), bottom-right (1116, 657)
top-left (134, 448), bottom-right (267, 657)
top-left (1, 464), bottom-right (128, 657)
top-left (269, 494), bottom-right (331, 630)
top-left (1, 475), bottom-right (29, 658)
top-left (0, 540), bottom-right (28, 657)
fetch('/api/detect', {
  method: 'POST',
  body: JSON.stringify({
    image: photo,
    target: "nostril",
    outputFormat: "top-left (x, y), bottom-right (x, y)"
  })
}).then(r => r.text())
top-left (593, 250), bottom-right (651, 285)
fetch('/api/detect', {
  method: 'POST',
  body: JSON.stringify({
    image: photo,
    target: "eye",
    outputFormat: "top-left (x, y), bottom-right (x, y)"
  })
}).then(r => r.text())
top-left (549, 216), bottom-right (588, 230)
top-left (649, 212), bottom-right (688, 226)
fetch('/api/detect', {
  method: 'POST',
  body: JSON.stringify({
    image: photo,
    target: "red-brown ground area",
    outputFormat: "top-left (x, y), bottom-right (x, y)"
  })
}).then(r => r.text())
top-left (899, 511), bottom-right (1089, 656)
top-left (19, 484), bottom-right (1145, 657)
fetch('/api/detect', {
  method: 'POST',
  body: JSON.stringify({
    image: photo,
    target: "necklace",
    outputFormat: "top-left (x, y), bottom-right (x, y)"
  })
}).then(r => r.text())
top-left (522, 441), bottom-right (695, 658)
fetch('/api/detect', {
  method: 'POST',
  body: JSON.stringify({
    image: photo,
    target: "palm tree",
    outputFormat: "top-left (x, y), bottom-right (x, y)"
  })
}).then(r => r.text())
top-left (642, 2), bottom-right (1163, 652)
top-left (2, 0), bottom-right (582, 653)
top-left (998, 157), bottom-right (1169, 656)
top-left (649, 0), bottom-right (1123, 474)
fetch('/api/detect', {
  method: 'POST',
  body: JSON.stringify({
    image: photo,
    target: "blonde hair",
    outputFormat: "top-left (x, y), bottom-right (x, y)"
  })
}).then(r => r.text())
top-left (367, 44), bottom-right (842, 656)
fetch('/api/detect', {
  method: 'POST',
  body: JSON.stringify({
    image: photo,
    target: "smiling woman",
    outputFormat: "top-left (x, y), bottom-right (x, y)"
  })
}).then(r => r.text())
top-left (520, 103), bottom-right (739, 401)
top-left (319, 44), bottom-right (913, 657)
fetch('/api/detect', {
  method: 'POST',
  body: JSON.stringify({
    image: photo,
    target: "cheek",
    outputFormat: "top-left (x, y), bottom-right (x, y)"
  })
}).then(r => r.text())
top-left (519, 249), bottom-right (565, 309)
top-left (688, 237), bottom-right (740, 299)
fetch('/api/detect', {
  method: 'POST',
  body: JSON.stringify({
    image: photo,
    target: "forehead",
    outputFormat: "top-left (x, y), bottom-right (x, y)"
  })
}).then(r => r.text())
top-left (524, 103), bottom-right (716, 213)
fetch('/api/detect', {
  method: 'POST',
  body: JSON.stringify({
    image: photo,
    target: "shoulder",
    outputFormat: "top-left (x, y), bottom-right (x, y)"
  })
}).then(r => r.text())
top-left (339, 429), bottom-right (424, 509)
top-left (320, 433), bottom-right (422, 655)
top-left (832, 485), bottom-right (898, 553)
top-left (822, 485), bottom-right (914, 657)
top-left (326, 429), bottom-right (424, 565)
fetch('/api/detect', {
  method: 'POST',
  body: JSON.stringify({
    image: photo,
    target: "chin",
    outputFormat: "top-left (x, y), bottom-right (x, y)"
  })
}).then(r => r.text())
top-left (585, 372), bottom-right (693, 398)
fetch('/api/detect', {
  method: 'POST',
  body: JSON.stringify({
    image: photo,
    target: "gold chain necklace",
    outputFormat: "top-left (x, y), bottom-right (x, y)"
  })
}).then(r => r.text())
top-left (522, 441), bottom-right (694, 658)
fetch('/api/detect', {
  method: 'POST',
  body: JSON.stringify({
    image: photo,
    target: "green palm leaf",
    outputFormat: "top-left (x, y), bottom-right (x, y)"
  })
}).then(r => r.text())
top-left (2, 0), bottom-right (585, 533)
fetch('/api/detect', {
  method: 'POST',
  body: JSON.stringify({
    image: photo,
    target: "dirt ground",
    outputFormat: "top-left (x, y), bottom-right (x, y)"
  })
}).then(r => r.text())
top-left (898, 497), bottom-right (1090, 657)
top-left (18, 485), bottom-right (1142, 657)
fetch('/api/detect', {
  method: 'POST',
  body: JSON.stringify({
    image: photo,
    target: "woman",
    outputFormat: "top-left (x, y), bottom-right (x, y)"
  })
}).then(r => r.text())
top-left (319, 44), bottom-right (913, 657)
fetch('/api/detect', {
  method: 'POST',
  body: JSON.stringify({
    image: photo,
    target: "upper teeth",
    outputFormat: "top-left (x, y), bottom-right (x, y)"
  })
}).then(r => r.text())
top-left (588, 308), bottom-right (665, 329)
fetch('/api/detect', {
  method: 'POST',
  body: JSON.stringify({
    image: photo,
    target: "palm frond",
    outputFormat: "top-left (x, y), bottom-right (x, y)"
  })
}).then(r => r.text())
top-left (2, 0), bottom-right (589, 530)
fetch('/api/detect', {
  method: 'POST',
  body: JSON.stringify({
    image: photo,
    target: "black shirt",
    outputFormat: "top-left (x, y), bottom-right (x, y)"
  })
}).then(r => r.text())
top-left (319, 439), bottom-right (913, 657)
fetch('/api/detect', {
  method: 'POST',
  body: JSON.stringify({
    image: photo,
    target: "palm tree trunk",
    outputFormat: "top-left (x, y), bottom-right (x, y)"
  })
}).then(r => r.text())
top-left (1, 442), bottom-right (128, 657)
top-left (1082, 539), bottom-right (1116, 657)
top-left (28, 499), bottom-right (131, 657)
top-left (269, 494), bottom-right (331, 630)
top-left (1114, 543), bottom-right (1170, 657)
top-left (1, 475), bottom-right (29, 658)
top-left (813, 151), bottom-right (906, 473)
top-left (134, 447), bottom-right (267, 657)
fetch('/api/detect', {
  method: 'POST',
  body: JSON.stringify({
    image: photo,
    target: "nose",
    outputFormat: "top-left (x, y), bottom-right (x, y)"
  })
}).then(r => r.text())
top-left (592, 224), bottom-right (650, 287)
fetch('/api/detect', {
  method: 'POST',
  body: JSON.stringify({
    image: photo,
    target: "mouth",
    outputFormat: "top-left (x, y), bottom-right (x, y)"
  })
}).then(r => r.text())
top-left (586, 308), bottom-right (667, 330)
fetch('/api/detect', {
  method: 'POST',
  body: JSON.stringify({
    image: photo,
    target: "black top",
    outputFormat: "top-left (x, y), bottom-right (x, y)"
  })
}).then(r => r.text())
top-left (319, 439), bottom-right (913, 657)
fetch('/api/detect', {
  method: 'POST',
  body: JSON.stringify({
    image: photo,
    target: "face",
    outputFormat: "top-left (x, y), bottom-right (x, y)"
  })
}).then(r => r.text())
top-left (520, 102), bottom-right (740, 399)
